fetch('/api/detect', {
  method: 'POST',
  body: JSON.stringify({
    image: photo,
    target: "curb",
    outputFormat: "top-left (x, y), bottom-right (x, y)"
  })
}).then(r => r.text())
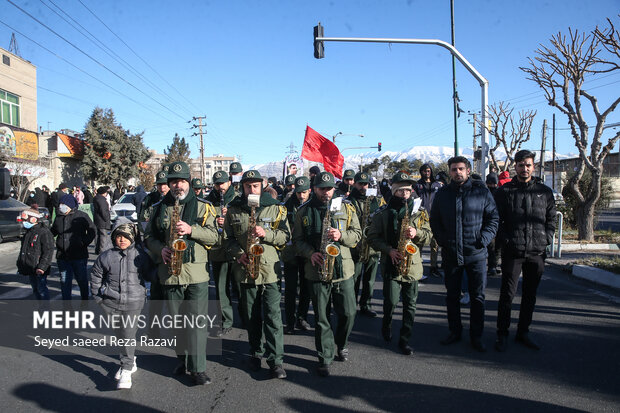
top-left (572, 264), bottom-right (620, 290)
top-left (561, 243), bottom-right (620, 251)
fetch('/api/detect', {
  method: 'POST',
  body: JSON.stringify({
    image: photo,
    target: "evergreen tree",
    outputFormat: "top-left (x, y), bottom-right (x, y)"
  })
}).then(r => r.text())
top-left (81, 107), bottom-right (150, 187)
top-left (164, 133), bottom-right (191, 164)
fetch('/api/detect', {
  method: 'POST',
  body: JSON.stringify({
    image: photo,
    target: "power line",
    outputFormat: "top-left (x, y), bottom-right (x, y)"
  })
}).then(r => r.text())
top-left (6, 0), bottom-right (187, 120)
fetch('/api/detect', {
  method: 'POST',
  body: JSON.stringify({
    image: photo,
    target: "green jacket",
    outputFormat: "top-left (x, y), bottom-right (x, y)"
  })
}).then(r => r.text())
top-left (206, 185), bottom-right (237, 262)
top-left (139, 191), bottom-right (162, 225)
top-left (347, 189), bottom-right (383, 260)
top-left (280, 194), bottom-right (308, 263)
top-left (293, 198), bottom-right (362, 283)
top-left (144, 198), bottom-right (219, 285)
top-left (367, 202), bottom-right (432, 282)
top-left (224, 194), bottom-right (290, 285)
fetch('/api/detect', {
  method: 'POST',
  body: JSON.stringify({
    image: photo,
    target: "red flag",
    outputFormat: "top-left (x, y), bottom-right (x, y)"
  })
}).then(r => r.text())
top-left (301, 126), bottom-right (344, 179)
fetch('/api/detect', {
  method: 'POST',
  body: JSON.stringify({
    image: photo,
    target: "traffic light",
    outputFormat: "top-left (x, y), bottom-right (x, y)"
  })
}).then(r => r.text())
top-left (378, 142), bottom-right (382, 152)
top-left (314, 23), bottom-right (324, 59)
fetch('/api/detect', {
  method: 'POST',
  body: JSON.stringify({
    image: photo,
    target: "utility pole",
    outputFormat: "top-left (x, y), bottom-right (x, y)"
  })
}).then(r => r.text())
top-left (540, 119), bottom-right (547, 179)
top-left (450, 0), bottom-right (459, 156)
top-left (552, 114), bottom-right (556, 190)
top-left (191, 116), bottom-right (206, 183)
top-left (472, 113), bottom-right (478, 172)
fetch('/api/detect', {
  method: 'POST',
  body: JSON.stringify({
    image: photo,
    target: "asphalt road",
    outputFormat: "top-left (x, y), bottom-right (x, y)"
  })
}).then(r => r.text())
top-left (0, 243), bottom-right (619, 412)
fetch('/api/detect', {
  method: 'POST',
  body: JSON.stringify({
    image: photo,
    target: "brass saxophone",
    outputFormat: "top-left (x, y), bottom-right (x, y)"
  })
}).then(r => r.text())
top-left (359, 197), bottom-right (372, 263)
top-left (397, 202), bottom-right (418, 277)
top-left (246, 194), bottom-right (264, 279)
top-left (168, 197), bottom-right (187, 277)
top-left (318, 205), bottom-right (340, 282)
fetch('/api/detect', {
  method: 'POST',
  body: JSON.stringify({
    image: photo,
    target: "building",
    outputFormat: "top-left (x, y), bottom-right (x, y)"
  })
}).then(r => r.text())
top-left (0, 46), bottom-right (36, 132)
top-left (144, 151), bottom-right (236, 184)
top-left (38, 130), bottom-right (84, 190)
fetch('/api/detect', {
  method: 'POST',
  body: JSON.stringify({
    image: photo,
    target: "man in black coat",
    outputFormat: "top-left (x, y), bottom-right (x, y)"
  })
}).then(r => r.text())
top-left (93, 186), bottom-right (112, 254)
top-left (430, 156), bottom-right (498, 352)
top-left (51, 194), bottom-right (97, 300)
top-left (494, 150), bottom-right (556, 352)
top-left (50, 183), bottom-right (68, 217)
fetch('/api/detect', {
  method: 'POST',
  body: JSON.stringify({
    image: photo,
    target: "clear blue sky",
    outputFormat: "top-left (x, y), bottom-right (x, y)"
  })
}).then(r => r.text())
top-left (1, 0), bottom-right (618, 165)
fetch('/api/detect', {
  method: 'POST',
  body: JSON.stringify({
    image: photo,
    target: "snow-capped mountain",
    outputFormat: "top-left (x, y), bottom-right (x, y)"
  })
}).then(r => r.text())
top-left (245, 145), bottom-right (576, 178)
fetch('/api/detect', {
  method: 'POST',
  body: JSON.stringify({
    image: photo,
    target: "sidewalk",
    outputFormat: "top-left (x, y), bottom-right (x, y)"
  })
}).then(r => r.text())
top-left (547, 249), bottom-right (620, 290)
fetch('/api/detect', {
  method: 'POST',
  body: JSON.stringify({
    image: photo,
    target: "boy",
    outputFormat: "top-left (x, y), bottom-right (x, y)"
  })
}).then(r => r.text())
top-left (17, 207), bottom-right (54, 300)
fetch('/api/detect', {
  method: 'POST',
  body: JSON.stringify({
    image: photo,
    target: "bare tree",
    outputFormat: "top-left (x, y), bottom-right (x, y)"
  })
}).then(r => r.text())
top-left (0, 149), bottom-right (50, 203)
top-left (520, 17), bottom-right (620, 241)
top-left (478, 102), bottom-right (537, 172)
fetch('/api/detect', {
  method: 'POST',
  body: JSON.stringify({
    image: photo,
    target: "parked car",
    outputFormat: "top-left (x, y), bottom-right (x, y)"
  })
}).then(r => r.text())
top-left (0, 197), bottom-right (30, 242)
top-left (110, 192), bottom-right (137, 222)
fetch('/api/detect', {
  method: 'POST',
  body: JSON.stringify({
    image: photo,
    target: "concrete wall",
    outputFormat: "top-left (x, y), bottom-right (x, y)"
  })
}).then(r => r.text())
top-left (0, 48), bottom-right (37, 132)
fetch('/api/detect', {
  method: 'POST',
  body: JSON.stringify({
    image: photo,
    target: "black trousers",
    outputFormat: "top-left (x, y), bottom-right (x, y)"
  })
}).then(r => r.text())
top-left (443, 258), bottom-right (486, 339)
top-left (497, 254), bottom-right (545, 337)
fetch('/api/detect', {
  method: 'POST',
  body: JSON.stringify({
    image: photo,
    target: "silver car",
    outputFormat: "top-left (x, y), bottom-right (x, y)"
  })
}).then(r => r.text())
top-left (110, 192), bottom-right (137, 222)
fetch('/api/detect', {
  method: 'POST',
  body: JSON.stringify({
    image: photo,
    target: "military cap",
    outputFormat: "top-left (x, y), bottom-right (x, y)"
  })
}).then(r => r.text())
top-left (212, 170), bottom-right (229, 184)
top-left (314, 171), bottom-right (337, 188)
top-left (161, 163), bottom-right (170, 173)
top-left (284, 174), bottom-right (296, 186)
top-left (167, 161), bottom-right (191, 182)
top-left (155, 169), bottom-right (168, 184)
top-left (191, 178), bottom-right (205, 189)
top-left (229, 162), bottom-right (243, 174)
top-left (240, 169), bottom-right (263, 183)
top-left (354, 172), bottom-right (370, 184)
top-left (295, 176), bottom-right (311, 192)
top-left (391, 171), bottom-right (415, 185)
top-left (343, 169), bottom-right (355, 180)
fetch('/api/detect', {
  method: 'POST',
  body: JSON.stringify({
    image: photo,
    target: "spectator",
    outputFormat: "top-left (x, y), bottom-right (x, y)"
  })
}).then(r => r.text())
top-left (17, 208), bottom-right (54, 300)
top-left (94, 186), bottom-right (113, 254)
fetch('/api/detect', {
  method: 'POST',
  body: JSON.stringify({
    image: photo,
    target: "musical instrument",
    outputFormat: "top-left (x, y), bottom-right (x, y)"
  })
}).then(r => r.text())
top-left (397, 201), bottom-right (418, 277)
top-left (168, 196), bottom-right (187, 277)
top-left (318, 202), bottom-right (341, 282)
top-left (359, 197), bottom-right (372, 262)
top-left (246, 194), bottom-right (264, 279)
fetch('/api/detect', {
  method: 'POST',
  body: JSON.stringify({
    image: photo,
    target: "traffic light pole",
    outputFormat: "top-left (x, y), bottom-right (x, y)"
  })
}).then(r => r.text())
top-left (314, 27), bottom-right (490, 176)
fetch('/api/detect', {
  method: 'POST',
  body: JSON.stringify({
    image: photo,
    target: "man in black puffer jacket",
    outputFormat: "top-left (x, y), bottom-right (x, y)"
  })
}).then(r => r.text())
top-left (430, 156), bottom-right (498, 352)
top-left (494, 150), bottom-right (556, 352)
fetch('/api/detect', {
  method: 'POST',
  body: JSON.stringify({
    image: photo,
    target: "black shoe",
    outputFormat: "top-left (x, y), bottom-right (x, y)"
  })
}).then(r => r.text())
top-left (471, 338), bottom-right (487, 353)
top-left (398, 342), bottom-right (413, 356)
top-left (173, 361), bottom-right (187, 376)
top-left (336, 348), bottom-right (349, 362)
top-left (270, 365), bottom-right (287, 379)
top-left (284, 325), bottom-right (295, 335)
top-left (495, 336), bottom-right (507, 352)
top-left (360, 308), bottom-right (377, 318)
top-left (317, 363), bottom-right (330, 377)
top-left (488, 269), bottom-right (498, 278)
top-left (192, 371), bottom-right (211, 385)
top-left (515, 333), bottom-right (540, 350)
top-left (382, 326), bottom-right (392, 343)
top-left (217, 327), bottom-right (232, 337)
top-left (249, 356), bottom-right (261, 372)
top-left (430, 268), bottom-right (442, 278)
top-left (296, 319), bottom-right (311, 331)
top-left (440, 332), bottom-right (461, 345)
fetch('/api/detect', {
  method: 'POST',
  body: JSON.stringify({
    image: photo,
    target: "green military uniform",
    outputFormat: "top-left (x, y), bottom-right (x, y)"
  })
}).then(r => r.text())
top-left (282, 176), bottom-right (311, 332)
top-left (347, 172), bottom-right (383, 315)
top-left (366, 172), bottom-right (432, 353)
top-left (293, 172), bottom-right (362, 371)
top-left (281, 174), bottom-right (296, 203)
top-left (229, 162), bottom-right (243, 193)
top-left (139, 169), bottom-right (168, 227)
top-left (144, 161), bottom-right (219, 378)
top-left (334, 169), bottom-right (355, 198)
top-left (205, 170), bottom-right (238, 331)
top-left (191, 178), bottom-right (205, 198)
top-left (224, 170), bottom-right (290, 373)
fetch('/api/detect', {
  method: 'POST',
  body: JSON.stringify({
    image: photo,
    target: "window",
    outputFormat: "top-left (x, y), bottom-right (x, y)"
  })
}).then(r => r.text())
top-left (2, 55), bottom-right (9, 66)
top-left (0, 89), bottom-right (20, 127)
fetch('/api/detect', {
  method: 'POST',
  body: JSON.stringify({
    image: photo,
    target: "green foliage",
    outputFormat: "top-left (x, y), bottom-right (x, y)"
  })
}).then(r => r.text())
top-left (164, 134), bottom-right (191, 164)
top-left (559, 170), bottom-right (612, 228)
top-left (81, 107), bottom-right (151, 187)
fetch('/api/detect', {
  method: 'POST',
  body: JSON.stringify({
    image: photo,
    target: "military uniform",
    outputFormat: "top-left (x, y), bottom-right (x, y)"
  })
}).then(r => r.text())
top-left (282, 176), bottom-right (311, 332)
top-left (139, 169), bottom-right (168, 226)
top-left (333, 169), bottom-right (355, 198)
top-left (229, 162), bottom-right (243, 192)
top-left (367, 172), bottom-right (432, 354)
top-left (347, 172), bottom-right (383, 315)
top-left (144, 161), bottom-right (219, 382)
top-left (293, 172), bottom-right (361, 373)
top-left (224, 170), bottom-right (290, 377)
top-left (205, 170), bottom-right (238, 332)
top-left (191, 178), bottom-right (205, 198)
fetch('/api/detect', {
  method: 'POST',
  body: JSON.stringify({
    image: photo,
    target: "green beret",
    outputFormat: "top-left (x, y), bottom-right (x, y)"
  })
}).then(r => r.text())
top-left (314, 172), bottom-right (336, 188)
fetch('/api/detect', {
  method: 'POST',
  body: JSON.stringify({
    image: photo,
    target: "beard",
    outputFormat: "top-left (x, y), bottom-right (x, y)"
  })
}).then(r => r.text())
top-left (174, 187), bottom-right (188, 200)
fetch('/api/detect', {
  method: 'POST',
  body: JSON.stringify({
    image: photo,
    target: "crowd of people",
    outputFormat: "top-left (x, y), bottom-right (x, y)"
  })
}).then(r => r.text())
top-left (15, 151), bottom-right (556, 389)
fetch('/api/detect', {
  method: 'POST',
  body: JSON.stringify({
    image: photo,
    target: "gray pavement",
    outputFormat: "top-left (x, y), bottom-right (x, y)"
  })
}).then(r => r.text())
top-left (0, 245), bottom-right (619, 412)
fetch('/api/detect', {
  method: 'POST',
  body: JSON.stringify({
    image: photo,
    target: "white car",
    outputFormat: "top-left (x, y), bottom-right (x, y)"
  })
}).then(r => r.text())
top-left (110, 192), bottom-right (137, 222)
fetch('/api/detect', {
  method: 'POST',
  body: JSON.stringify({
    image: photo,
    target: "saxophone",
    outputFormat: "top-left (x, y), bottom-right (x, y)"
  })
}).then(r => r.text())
top-left (397, 201), bottom-right (418, 277)
top-left (318, 205), bottom-right (340, 282)
top-left (245, 194), bottom-right (264, 279)
top-left (168, 196), bottom-right (187, 277)
top-left (359, 197), bottom-right (372, 263)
